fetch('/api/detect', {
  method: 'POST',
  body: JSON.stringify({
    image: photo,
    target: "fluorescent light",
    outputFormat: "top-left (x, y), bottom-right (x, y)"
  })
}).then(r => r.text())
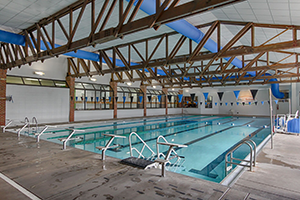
top-left (127, 82), bottom-right (132, 86)
top-left (89, 78), bottom-right (97, 82)
top-left (34, 71), bottom-right (44, 76)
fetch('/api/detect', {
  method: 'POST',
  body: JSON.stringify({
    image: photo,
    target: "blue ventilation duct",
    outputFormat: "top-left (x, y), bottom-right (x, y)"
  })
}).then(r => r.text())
top-left (0, 30), bottom-right (25, 46)
top-left (127, 0), bottom-right (284, 99)
top-left (0, 29), bottom-right (136, 67)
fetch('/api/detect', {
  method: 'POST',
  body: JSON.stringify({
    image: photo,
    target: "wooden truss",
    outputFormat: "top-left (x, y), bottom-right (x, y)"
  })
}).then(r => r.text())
top-left (67, 20), bottom-right (300, 88)
top-left (0, 0), bottom-right (243, 69)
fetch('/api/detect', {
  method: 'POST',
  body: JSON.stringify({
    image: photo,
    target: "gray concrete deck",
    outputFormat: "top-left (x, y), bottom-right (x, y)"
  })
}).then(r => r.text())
top-left (0, 130), bottom-right (300, 199)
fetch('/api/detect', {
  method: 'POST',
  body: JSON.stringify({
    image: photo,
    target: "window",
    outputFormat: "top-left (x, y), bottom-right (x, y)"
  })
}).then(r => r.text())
top-left (184, 96), bottom-right (198, 108)
top-left (75, 82), bottom-right (113, 110)
top-left (167, 91), bottom-right (180, 108)
top-left (205, 96), bottom-right (213, 108)
top-left (6, 75), bottom-right (68, 88)
top-left (146, 89), bottom-right (164, 108)
top-left (116, 86), bottom-right (143, 109)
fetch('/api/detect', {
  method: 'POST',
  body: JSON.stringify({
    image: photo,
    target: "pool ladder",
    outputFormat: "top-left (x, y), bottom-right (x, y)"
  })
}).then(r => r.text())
top-left (129, 132), bottom-right (156, 160)
top-left (225, 139), bottom-right (256, 176)
top-left (128, 132), bottom-right (187, 177)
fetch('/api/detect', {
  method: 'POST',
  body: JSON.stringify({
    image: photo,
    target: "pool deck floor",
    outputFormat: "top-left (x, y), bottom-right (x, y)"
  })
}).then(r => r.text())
top-left (0, 130), bottom-right (300, 200)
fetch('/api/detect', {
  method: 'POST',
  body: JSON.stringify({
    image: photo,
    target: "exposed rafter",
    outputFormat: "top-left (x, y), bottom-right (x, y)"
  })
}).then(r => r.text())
top-left (66, 20), bottom-right (300, 87)
top-left (0, 0), bottom-right (243, 69)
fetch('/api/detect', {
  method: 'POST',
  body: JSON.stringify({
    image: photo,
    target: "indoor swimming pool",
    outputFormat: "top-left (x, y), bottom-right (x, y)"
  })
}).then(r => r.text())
top-left (22, 115), bottom-right (271, 183)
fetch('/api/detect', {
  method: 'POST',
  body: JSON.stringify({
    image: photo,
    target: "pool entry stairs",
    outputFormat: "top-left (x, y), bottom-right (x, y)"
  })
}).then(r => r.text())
top-left (121, 132), bottom-right (188, 176)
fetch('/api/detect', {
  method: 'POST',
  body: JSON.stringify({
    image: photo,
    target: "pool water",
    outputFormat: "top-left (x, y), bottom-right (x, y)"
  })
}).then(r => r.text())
top-left (38, 115), bottom-right (270, 183)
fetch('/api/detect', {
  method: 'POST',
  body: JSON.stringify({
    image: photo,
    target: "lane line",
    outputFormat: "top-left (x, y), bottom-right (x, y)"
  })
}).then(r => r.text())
top-left (0, 172), bottom-right (41, 200)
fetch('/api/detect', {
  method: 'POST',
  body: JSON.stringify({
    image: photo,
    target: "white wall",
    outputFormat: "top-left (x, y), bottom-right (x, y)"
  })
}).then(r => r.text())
top-left (147, 108), bottom-right (165, 116)
top-left (218, 89), bottom-right (270, 116)
top-left (168, 108), bottom-right (182, 115)
top-left (6, 85), bottom-right (69, 123)
top-left (182, 85), bottom-right (290, 117)
top-left (118, 109), bottom-right (143, 118)
top-left (75, 110), bottom-right (113, 121)
top-left (7, 57), bottom-right (68, 79)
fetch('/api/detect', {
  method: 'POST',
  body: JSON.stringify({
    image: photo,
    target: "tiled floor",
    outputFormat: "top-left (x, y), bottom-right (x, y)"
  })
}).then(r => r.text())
top-left (0, 129), bottom-right (299, 200)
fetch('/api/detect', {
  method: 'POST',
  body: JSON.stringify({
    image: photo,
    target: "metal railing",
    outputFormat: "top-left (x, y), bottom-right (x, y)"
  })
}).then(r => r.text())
top-left (225, 139), bottom-right (256, 176)
top-left (2, 120), bottom-right (13, 133)
top-left (32, 117), bottom-right (38, 133)
top-left (58, 128), bottom-right (85, 150)
top-left (129, 132), bottom-right (156, 160)
top-left (24, 117), bottom-right (30, 133)
top-left (35, 125), bottom-right (57, 143)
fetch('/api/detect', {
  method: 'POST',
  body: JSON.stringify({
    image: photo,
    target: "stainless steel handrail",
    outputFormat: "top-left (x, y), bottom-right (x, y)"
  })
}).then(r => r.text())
top-left (2, 120), bottom-right (13, 133)
top-left (24, 117), bottom-right (30, 133)
top-left (225, 139), bottom-right (256, 176)
top-left (129, 132), bottom-right (156, 159)
top-left (35, 125), bottom-right (57, 143)
top-left (32, 117), bottom-right (38, 133)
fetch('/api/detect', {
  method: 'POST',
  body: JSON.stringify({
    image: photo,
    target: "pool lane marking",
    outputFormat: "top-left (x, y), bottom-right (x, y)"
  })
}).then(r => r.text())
top-left (106, 116), bottom-right (233, 151)
top-left (182, 119), bottom-right (256, 146)
top-left (47, 115), bottom-right (214, 139)
top-left (45, 115), bottom-right (204, 134)
top-left (0, 172), bottom-right (41, 200)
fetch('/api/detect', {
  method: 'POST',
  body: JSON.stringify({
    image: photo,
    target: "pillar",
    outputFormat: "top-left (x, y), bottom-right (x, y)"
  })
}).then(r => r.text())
top-left (141, 85), bottom-right (147, 117)
top-left (110, 82), bottom-right (118, 118)
top-left (66, 76), bottom-right (75, 122)
top-left (162, 88), bottom-right (168, 116)
top-left (0, 69), bottom-right (7, 126)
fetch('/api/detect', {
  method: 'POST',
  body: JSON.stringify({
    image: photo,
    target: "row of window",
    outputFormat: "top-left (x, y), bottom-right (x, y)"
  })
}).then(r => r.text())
top-left (6, 75), bottom-right (68, 87)
top-left (6, 75), bottom-right (182, 110)
top-left (75, 84), bottom-right (181, 110)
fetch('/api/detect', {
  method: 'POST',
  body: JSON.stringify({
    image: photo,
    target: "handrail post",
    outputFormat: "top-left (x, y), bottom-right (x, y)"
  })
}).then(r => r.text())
top-left (225, 139), bottom-right (257, 176)
top-left (2, 120), bottom-right (13, 133)
top-left (36, 125), bottom-right (57, 143)
top-left (96, 133), bottom-right (126, 160)
top-left (62, 129), bottom-right (85, 150)
top-left (17, 123), bottom-right (28, 138)
top-left (63, 130), bottom-right (76, 150)
top-left (24, 117), bottom-right (30, 133)
top-left (32, 117), bottom-right (38, 132)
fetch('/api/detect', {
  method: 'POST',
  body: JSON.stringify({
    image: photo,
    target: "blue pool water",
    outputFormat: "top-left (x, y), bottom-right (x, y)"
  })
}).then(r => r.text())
top-left (37, 115), bottom-right (270, 183)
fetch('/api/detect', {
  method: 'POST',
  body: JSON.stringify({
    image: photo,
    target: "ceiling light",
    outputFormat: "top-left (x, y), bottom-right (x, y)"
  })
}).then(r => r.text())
top-left (153, 85), bottom-right (156, 88)
top-left (127, 82), bottom-right (132, 86)
top-left (89, 78), bottom-right (97, 82)
top-left (185, 89), bottom-right (189, 92)
top-left (34, 71), bottom-right (44, 76)
top-left (172, 88), bottom-right (174, 91)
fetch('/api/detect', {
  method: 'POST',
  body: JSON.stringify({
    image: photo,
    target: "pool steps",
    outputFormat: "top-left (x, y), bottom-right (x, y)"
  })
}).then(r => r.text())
top-left (225, 139), bottom-right (256, 175)
top-left (125, 132), bottom-right (187, 177)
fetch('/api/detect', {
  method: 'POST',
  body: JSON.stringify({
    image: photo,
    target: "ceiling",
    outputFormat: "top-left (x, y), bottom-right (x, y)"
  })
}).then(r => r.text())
top-left (0, 0), bottom-right (299, 87)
